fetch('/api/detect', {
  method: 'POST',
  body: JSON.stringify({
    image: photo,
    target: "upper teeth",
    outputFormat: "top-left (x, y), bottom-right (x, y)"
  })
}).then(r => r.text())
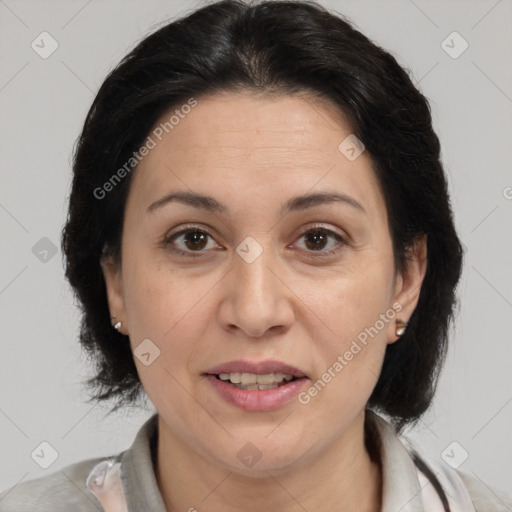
top-left (218, 372), bottom-right (294, 385)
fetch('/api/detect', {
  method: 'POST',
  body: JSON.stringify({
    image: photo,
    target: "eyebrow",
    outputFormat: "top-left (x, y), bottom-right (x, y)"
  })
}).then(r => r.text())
top-left (146, 190), bottom-right (366, 216)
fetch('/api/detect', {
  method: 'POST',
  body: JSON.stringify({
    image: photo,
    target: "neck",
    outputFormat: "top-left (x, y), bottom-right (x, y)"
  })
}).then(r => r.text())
top-left (155, 411), bottom-right (382, 512)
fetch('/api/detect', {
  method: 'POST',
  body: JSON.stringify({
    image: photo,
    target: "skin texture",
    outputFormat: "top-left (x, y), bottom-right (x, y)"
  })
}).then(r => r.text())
top-left (101, 91), bottom-right (427, 512)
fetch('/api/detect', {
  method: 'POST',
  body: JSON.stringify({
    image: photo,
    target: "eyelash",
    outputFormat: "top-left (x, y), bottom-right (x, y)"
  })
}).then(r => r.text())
top-left (161, 224), bottom-right (347, 259)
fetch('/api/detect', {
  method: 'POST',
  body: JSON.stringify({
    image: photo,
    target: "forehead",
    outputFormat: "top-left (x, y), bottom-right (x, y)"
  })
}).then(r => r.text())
top-left (153, 91), bottom-right (352, 158)
top-left (127, 91), bottom-right (384, 216)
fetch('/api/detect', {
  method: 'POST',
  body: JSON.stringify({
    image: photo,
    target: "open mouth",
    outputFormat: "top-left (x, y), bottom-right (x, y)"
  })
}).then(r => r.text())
top-left (211, 372), bottom-right (299, 390)
top-left (205, 362), bottom-right (308, 410)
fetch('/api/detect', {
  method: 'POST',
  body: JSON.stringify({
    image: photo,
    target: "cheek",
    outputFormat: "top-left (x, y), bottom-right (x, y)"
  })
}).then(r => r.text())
top-left (121, 247), bottom-right (221, 386)
top-left (122, 241), bottom-right (207, 336)
top-left (122, 264), bottom-right (209, 414)
top-left (303, 256), bottom-right (395, 342)
top-left (296, 252), bottom-right (395, 397)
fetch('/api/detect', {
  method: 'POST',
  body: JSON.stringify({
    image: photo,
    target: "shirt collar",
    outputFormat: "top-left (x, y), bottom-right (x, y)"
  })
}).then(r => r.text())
top-left (120, 414), bottom-right (167, 511)
top-left (366, 410), bottom-right (425, 512)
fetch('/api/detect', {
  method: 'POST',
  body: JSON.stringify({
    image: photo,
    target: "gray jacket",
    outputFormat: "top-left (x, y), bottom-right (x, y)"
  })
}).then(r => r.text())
top-left (1, 412), bottom-right (511, 511)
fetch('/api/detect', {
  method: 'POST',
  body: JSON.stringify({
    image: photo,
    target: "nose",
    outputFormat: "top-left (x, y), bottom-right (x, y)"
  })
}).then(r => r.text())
top-left (218, 242), bottom-right (295, 339)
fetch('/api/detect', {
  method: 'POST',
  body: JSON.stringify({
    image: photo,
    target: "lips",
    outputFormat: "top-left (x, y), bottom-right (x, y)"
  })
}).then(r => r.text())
top-left (204, 359), bottom-right (310, 411)
top-left (205, 359), bottom-right (308, 378)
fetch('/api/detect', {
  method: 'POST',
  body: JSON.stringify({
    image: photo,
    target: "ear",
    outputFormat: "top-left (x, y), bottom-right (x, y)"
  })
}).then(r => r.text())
top-left (388, 234), bottom-right (427, 344)
top-left (100, 249), bottom-right (128, 335)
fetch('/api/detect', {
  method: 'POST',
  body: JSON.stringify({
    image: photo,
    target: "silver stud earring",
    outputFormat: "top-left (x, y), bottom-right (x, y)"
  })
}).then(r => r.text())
top-left (395, 319), bottom-right (407, 337)
top-left (111, 315), bottom-right (122, 331)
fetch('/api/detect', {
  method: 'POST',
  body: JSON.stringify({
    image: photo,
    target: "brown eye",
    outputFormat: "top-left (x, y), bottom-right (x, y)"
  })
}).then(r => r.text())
top-left (295, 227), bottom-right (346, 258)
top-left (164, 228), bottom-right (218, 256)
top-left (182, 230), bottom-right (209, 251)
top-left (303, 229), bottom-right (331, 251)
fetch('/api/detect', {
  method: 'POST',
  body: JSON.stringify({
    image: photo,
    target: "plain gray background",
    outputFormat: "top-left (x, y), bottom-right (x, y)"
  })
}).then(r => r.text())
top-left (1, 0), bottom-right (511, 498)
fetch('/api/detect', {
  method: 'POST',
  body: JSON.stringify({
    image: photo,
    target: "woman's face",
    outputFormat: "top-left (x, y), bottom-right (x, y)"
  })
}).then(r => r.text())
top-left (102, 91), bottom-right (425, 474)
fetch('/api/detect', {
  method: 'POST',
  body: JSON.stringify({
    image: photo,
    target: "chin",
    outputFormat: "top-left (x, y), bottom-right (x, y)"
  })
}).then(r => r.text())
top-left (208, 433), bottom-right (314, 477)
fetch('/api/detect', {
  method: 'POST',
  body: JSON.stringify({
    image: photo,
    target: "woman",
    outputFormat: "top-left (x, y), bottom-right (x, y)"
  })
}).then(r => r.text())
top-left (1, 0), bottom-right (510, 510)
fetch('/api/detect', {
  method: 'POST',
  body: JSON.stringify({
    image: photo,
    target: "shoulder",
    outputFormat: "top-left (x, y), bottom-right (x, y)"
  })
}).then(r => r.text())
top-left (367, 411), bottom-right (512, 512)
top-left (0, 457), bottom-right (106, 511)
top-left (456, 470), bottom-right (512, 512)
top-left (413, 449), bottom-right (512, 511)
